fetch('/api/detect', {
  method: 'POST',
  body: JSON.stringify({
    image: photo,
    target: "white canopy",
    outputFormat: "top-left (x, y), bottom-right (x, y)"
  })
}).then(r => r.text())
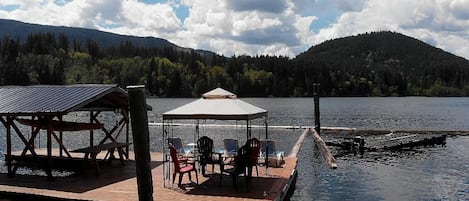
top-left (163, 88), bottom-right (267, 120)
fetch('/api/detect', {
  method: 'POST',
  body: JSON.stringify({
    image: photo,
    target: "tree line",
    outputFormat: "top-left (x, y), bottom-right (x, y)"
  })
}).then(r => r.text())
top-left (0, 31), bottom-right (468, 97)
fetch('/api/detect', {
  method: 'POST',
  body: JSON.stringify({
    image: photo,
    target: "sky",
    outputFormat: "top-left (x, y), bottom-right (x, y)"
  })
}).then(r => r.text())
top-left (0, 0), bottom-right (468, 59)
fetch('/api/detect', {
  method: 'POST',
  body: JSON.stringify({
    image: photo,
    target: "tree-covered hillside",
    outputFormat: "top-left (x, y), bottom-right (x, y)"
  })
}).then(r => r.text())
top-left (294, 31), bottom-right (469, 96)
top-left (0, 27), bottom-right (468, 97)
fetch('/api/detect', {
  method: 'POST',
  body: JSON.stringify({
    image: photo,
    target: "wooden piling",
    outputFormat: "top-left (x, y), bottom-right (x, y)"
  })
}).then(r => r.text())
top-left (127, 85), bottom-right (153, 201)
top-left (313, 83), bottom-right (321, 135)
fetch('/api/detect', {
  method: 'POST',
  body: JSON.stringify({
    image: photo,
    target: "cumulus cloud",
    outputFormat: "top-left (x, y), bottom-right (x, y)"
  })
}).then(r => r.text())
top-left (170, 0), bottom-right (313, 56)
top-left (119, 1), bottom-right (181, 33)
top-left (0, 0), bottom-right (468, 59)
top-left (449, 0), bottom-right (469, 20)
top-left (313, 0), bottom-right (469, 59)
top-left (227, 0), bottom-right (288, 13)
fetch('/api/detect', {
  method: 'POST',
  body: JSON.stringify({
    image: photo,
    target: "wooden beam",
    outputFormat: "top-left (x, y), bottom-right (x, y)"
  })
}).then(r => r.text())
top-left (5, 117), bottom-right (13, 177)
top-left (46, 116), bottom-right (54, 181)
top-left (50, 131), bottom-right (72, 158)
top-left (289, 129), bottom-right (309, 158)
top-left (16, 118), bottom-right (104, 131)
top-left (310, 128), bottom-right (337, 169)
top-left (18, 126), bottom-right (40, 157)
top-left (10, 118), bottom-right (37, 155)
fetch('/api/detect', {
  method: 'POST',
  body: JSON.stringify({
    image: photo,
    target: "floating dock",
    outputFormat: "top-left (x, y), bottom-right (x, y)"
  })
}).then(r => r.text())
top-left (0, 147), bottom-right (299, 201)
top-left (365, 133), bottom-right (446, 151)
top-left (326, 131), bottom-right (448, 156)
top-left (0, 150), bottom-right (298, 201)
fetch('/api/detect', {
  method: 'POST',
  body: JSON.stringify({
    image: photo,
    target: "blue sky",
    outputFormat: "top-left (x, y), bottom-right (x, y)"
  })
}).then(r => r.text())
top-left (0, 0), bottom-right (468, 59)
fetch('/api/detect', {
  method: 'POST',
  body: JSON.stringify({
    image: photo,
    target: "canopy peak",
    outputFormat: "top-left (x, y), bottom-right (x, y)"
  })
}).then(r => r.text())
top-left (202, 87), bottom-right (237, 99)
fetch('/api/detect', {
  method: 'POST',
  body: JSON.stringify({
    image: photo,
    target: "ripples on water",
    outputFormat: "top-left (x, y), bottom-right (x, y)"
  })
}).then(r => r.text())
top-left (293, 135), bottom-right (469, 201)
top-left (0, 97), bottom-right (468, 200)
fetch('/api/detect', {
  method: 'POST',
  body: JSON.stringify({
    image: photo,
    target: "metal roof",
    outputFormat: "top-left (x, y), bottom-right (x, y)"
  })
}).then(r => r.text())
top-left (0, 84), bottom-right (131, 116)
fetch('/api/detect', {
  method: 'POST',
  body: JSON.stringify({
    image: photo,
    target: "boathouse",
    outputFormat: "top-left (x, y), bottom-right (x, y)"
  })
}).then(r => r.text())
top-left (0, 84), bottom-right (139, 179)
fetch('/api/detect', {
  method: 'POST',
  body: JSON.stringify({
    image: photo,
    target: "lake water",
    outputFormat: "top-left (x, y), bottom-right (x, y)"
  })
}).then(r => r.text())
top-left (1, 97), bottom-right (468, 200)
top-left (148, 97), bottom-right (469, 201)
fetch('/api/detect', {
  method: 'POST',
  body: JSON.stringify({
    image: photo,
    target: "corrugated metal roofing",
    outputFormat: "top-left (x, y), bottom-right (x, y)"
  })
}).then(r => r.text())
top-left (0, 84), bottom-right (127, 116)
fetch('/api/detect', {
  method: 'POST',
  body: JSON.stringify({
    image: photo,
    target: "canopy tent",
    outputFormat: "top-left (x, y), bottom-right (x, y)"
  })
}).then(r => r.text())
top-left (162, 87), bottom-right (269, 145)
top-left (163, 88), bottom-right (267, 121)
top-left (161, 88), bottom-right (268, 186)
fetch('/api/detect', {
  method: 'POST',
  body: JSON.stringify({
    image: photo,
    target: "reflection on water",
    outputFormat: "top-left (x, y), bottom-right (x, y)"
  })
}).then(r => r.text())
top-left (293, 135), bottom-right (469, 201)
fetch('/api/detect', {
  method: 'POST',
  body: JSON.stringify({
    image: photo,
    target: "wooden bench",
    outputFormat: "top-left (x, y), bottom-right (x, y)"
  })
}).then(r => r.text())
top-left (71, 142), bottom-right (131, 175)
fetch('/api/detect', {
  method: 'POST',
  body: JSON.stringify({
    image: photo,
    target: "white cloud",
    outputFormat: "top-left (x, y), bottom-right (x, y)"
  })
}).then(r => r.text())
top-left (294, 15), bottom-right (317, 46)
top-left (313, 0), bottom-right (469, 59)
top-left (119, 1), bottom-right (181, 33)
top-left (0, 0), bottom-right (468, 59)
top-left (449, 0), bottom-right (469, 20)
top-left (169, 0), bottom-right (311, 56)
top-left (232, 12), bottom-right (282, 35)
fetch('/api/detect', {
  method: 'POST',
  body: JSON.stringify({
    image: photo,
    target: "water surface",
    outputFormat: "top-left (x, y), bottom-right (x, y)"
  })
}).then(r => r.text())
top-left (0, 97), bottom-right (468, 200)
top-left (149, 97), bottom-right (469, 201)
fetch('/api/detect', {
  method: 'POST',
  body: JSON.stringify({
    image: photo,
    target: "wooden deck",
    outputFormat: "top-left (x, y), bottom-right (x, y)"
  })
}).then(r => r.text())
top-left (365, 133), bottom-right (446, 150)
top-left (0, 149), bottom-right (298, 201)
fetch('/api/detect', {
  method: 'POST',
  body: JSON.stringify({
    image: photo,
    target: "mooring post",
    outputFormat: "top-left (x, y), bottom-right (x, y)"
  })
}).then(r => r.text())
top-left (313, 83), bottom-right (321, 135)
top-left (127, 85), bottom-right (153, 201)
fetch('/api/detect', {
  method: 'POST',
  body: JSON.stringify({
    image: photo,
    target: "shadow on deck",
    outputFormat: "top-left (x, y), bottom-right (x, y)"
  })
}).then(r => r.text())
top-left (187, 174), bottom-right (288, 199)
top-left (0, 151), bottom-right (297, 201)
top-left (0, 159), bottom-right (162, 193)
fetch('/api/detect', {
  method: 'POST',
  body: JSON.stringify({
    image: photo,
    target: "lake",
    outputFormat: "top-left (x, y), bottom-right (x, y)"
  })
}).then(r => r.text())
top-left (148, 97), bottom-right (469, 201)
top-left (0, 97), bottom-right (468, 200)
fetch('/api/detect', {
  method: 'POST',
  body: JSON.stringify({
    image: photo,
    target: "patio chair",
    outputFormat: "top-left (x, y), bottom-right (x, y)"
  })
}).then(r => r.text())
top-left (197, 136), bottom-right (222, 177)
top-left (220, 145), bottom-right (252, 192)
top-left (260, 140), bottom-right (285, 167)
top-left (223, 139), bottom-right (239, 162)
top-left (245, 137), bottom-right (260, 176)
top-left (169, 145), bottom-right (198, 186)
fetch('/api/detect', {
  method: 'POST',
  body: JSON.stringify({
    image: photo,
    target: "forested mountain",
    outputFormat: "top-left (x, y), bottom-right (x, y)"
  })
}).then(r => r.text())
top-left (0, 19), bottom-right (468, 97)
top-left (294, 31), bottom-right (469, 96)
top-left (0, 19), bottom-right (214, 58)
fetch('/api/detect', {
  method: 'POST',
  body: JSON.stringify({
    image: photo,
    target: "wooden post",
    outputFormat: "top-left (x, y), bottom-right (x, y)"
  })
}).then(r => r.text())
top-left (5, 117), bottom-right (12, 178)
top-left (313, 83), bottom-right (321, 135)
top-left (90, 111), bottom-right (94, 147)
top-left (59, 116), bottom-right (63, 157)
top-left (127, 85), bottom-right (153, 201)
top-left (46, 116), bottom-right (54, 181)
top-left (246, 120), bottom-right (250, 139)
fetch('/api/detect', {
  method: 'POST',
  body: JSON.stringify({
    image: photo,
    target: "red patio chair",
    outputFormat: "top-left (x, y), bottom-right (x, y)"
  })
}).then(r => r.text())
top-left (169, 145), bottom-right (198, 186)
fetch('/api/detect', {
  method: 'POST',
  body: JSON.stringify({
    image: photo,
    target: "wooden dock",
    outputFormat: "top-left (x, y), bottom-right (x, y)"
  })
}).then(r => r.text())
top-left (0, 149), bottom-right (298, 201)
top-left (325, 131), bottom-right (448, 157)
top-left (365, 133), bottom-right (446, 151)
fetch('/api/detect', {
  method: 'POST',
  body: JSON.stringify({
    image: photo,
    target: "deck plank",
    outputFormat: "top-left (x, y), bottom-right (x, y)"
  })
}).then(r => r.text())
top-left (0, 149), bottom-right (297, 201)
